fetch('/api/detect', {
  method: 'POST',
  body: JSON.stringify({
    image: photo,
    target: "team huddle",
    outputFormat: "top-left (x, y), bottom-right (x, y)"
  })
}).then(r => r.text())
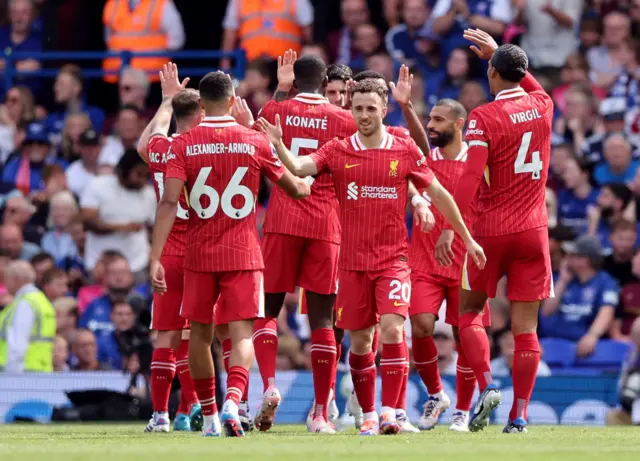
top-left (138, 28), bottom-right (553, 438)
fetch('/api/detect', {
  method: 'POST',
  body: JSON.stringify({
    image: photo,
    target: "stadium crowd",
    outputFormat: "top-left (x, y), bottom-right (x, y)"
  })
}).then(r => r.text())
top-left (1, 0), bottom-right (640, 423)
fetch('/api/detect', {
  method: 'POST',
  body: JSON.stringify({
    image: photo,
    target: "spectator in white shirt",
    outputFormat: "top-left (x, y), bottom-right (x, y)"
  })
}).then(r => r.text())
top-left (587, 10), bottom-right (633, 90)
top-left (41, 190), bottom-right (79, 263)
top-left (100, 106), bottom-right (144, 167)
top-left (66, 129), bottom-right (101, 198)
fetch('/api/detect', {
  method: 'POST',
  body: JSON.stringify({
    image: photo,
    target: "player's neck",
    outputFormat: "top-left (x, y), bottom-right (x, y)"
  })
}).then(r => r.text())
top-left (439, 137), bottom-right (464, 160)
top-left (495, 82), bottom-right (521, 96)
top-left (297, 86), bottom-right (322, 95)
top-left (358, 125), bottom-right (387, 149)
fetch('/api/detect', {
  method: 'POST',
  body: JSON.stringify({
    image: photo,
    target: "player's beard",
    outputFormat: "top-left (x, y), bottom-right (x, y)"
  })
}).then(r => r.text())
top-left (357, 117), bottom-right (380, 138)
top-left (428, 127), bottom-right (455, 148)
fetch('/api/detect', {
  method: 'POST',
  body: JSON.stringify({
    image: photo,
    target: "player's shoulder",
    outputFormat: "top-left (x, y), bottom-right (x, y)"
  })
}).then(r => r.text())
top-left (386, 125), bottom-right (411, 139)
top-left (148, 134), bottom-right (170, 148)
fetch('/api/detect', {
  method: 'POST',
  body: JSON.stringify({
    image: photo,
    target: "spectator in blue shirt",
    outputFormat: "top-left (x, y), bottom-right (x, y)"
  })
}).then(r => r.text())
top-left (558, 157), bottom-right (599, 234)
top-left (589, 183), bottom-right (637, 253)
top-left (385, 0), bottom-right (437, 71)
top-left (97, 301), bottom-right (137, 370)
top-left (44, 65), bottom-right (105, 147)
top-left (540, 235), bottom-right (618, 357)
top-left (0, 0), bottom-right (42, 99)
top-left (349, 23), bottom-right (384, 72)
top-left (593, 134), bottom-right (640, 186)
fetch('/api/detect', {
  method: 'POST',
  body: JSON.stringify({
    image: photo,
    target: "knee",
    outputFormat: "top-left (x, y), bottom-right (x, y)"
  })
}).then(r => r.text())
top-left (350, 329), bottom-right (373, 355)
top-left (380, 315), bottom-right (404, 344)
top-left (155, 329), bottom-right (181, 349)
top-left (410, 314), bottom-right (435, 339)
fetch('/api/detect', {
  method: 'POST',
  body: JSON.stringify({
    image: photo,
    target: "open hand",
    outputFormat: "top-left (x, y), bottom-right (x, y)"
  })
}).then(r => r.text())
top-left (277, 49), bottom-right (297, 89)
top-left (435, 229), bottom-right (455, 267)
top-left (231, 96), bottom-right (254, 128)
top-left (389, 64), bottom-right (413, 106)
top-left (413, 201), bottom-right (435, 233)
top-left (255, 114), bottom-right (283, 146)
top-left (463, 28), bottom-right (499, 60)
top-left (159, 62), bottom-right (190, 99)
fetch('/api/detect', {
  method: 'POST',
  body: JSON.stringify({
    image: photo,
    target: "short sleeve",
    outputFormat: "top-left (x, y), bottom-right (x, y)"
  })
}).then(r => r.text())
top-left (165, 138), bottom-right (187, 182)
top-left (466, 109), bottom-right (490, 150)
top-left (222, 0), bottom-right (238, 29)
top-left (599, 276), bottom-right (620, 308)
top-left (258, 138), bottom-right (286, 183)
top-left (80, 178), bottom-right (102, 209)
top-left (309, 139), bottom-right (336, 174)
top-left (406, 140), bottom-right (434, 189)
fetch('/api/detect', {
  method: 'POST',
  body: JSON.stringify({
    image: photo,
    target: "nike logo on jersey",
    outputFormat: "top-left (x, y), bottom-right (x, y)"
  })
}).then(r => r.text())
top-left (393, 301), bottom-right (406, 307)
top-left (345, 163), bottom-right (361, 169)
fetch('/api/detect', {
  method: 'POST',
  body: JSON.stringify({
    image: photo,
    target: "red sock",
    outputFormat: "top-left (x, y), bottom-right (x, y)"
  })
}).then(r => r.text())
top-left (176, 340), bottom-right (198, 413)
top-left (371, 329), bottom-right (380, 356)
top-left (194, 376), bottom-right (217, 415)
top-left (380, 342), bottom-right (406, 409)
top-left (332, 341), bottom-right (343, 395)
top-left (349, 351), bottom-right (376, 413)
top-left (150, 348), bottom-right (176, 413)
top-left (226, 366), bottom-right (249, 406)
top-left (311, 328), bottom-right (336, 420)
top-left (455, 341), bottom-right (476, 412)
top-left (412, 336), bottom-right (443, 395)
top-left (459, 312), bottom-right (492, 391)
top-left (395, 334), bottom-right (409, 410)
top-left (253, 317), bottom-right (278, 392)
top-left (222, 338), bottom-right (231, 373)
top-left (510, 333), bottom-right (540, 421)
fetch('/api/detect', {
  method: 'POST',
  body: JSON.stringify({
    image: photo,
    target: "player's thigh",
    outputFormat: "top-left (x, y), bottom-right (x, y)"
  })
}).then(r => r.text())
top-left (151, 255), bottom-right (189, 331)
top-left (505, 227), bottom-right (553, 302)
top-left (182, 269), bottom-right (219, 325)
top-left (218, 270), bottom-right (264, 324)
top-left (262, 233), bottom-right (304, 294)
top-left (375, 261), bottom-right (411, 319)
top-left (410, 271), bottom-right (446, 319)
top-left (298, 239), bottom-right (339, 295)
top-left (462, 235), bottom-right (506, 300)
top-left (335, 270), bottom-right (377, 331)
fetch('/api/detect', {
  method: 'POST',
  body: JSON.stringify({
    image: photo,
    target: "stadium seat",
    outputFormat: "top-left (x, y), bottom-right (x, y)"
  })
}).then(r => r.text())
top-left (540, 338), bottom-right (576, 367)
top-left (574, 340), bottom-right (632, 369)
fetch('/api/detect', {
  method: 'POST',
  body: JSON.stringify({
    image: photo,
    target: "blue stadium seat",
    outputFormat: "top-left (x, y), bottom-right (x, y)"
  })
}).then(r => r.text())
top-left (540, 338), bottom-right (576, 367)
top-left (574, 340), bottom-right (632, 369)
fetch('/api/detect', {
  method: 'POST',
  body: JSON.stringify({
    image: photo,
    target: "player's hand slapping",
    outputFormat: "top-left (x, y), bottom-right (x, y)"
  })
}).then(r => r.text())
top-left (413, 201), bottom-right (435, 233)
top-left (159, 62), bottom-right (190, 100)
top-left (231, 96), bottom-right (254, 128)
top-left (150, 259), bottom-right (167, 294)
top-left (463, 28), bottom-right (499, 60)
top-left (277, 49), bottom-right (297, 89)
top-left (435, 229), bottom-right (455, 267)
top-left (389, 64), bottom-right (413, 107)
top-left (255, 114), bottom-right (283, 146)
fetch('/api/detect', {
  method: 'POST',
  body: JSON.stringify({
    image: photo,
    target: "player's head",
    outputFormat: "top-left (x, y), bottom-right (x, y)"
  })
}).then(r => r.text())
top-left (326, 64), bottom-right (352, 107)
top-left (353, 70), bottom-right (389, 103)
top-left (350, 80), bottom-right (387, 137)
top-left (171, 88), bottom-right (202, 131)
top-left (293, 54), bottom-right (327, 94)
top-left (427, 99), bottom-right (467, 148)
top-left (198, 71), bottom-right (234, 115)
top-left (487, 44), bottom-right (529, 95)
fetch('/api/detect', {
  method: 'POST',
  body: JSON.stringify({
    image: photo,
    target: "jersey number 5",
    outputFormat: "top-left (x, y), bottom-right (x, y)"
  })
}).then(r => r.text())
top-left (514, 131), bottom-right (543, 180)
top-left (189, 167), bottom-right (254, 220)
top-left (291, 137), bottom-right (318, 186)
top-left (154, 172), bottom-right (189, 220)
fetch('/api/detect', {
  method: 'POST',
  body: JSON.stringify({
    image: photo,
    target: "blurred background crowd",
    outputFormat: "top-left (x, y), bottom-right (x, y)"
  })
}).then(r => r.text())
top-left (1, 0), bottom-right (640, 421)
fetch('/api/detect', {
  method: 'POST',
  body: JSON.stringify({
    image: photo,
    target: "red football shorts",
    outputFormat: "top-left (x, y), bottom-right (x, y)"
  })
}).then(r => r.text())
top-left (335, 261), bottom-right (410, 331)
top-left (463, 227), bottom-right (553, 301)
top-left (151, 255), bottom-right (189, 331)
top-left (262, 233), bottom-right (339, 295)
top-left (410, 271), bottom-right (491, 326)
top-left (181, 269), bottom-right (264, 325)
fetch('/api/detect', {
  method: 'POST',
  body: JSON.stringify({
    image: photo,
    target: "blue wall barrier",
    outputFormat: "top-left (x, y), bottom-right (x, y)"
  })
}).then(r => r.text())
top-left (0, 371), bottom-right (619, 426)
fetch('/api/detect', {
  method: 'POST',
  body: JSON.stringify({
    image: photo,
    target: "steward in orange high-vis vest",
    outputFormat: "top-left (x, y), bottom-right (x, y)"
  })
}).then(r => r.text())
top-left (238, 0), bottom-right (303, 60)
top-left (102, 0), bottom-right (170, 83)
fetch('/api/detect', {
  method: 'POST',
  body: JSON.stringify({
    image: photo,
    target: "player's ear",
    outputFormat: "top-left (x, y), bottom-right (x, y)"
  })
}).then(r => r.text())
top-left (322, 76), bottom-right (328, 89)
top-left (456, 117), bottom-right (465, 131)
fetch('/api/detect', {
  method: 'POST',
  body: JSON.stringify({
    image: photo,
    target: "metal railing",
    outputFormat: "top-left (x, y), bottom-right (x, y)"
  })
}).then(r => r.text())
top-left (2, 49), bottom-right (246, 92)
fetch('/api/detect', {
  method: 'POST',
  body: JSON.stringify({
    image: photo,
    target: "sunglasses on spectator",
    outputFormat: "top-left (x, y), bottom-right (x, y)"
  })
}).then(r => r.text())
top-left (120, 85), bottom-right (133, 92)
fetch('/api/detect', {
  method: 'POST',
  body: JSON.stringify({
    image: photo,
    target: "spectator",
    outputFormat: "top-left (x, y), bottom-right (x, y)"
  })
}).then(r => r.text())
top-left (0, 260), bottom-right (55, 372)
top-left (79, 252), bottom-right (145, 340)
top-left (609, 41), bottom-right (640, 113)
top-left (0, 248), bottom-right (14, 306)
top-left (459, 80), bottom-right (488, 113)
top-left (45, 65), bottom-right (105, 144)
top-left (603, 219), bottom-right (638, 286)
top-left (221, 0), bottom-right (313, 67)
top-left (80, 149), bottom-right (155, 277)
top-left (385, 0), bottom-right (434, 69)
top-left (40, 268), bottom-right (68, 303)
top-left (29, 251), bottom-right (54, 285)
top-left (426, 47), bottom-right (486, 107)
top-left (327, 0), bottom-right (370, 65)
top-left (65, 128), bottom-right (101, 198)
top-left (100, 106), bottom-right (144, 166)
top-left (554, 83), bottom-right (599, 154)
top-left (103, 67), bottom-right (156, 134)
top-left (350, 23), bottom-right (384, 71)
top-left (0, 223), bottom-right (40, 260)
top-left (0, 85), bottom-right (35, 163)
top-left (97, 301), bottom-right (136, 370)
top-left (236, 59), bottom-right (273, 117)
top-left (558, 157), bottom-right (599, 234)
top-left (2, 191), bottom-right (40, 244)
top-left (540, 235), bottom-right (618, 357)
top-left (431, 0), bottom-right (512, 62)
top-left (552, 53), bottom-right (607, 116)
top-left (612, 257), bottom-right (640, 341)
top-left (433, 320), bottom-right (456, 376)
top-left (547, 187), bottom-right (558, 228)
top-left (606, 317), bottom-right (640, 425)
top-left (102, 0), bottom-right (185, 83)
top-left (59, 112), bottom-right (92, 163)
top-left (548, 143), bottom-right (574, 191)
top-left (58, 216), bottom-right (87, 294)
top-left (0, 0), bottom-right (42, 98)
top-left (40, 190), bottom-right (78, 262)
top-left (588, 183), bottom-right (634, 253)
top-left (70, 328), bottom-right (102, 371)
top-left (490, 327), bottom-right (551, 377)
top-left (53, 334), bottom-right (69, 371)
top-left (515, 0), bottom-right (583, 76)
top-left (593, 134), bottom-right (639, 186)
top-left (325, 64), bottom-right (352, 108)
top-left (76, 250), bottom-right (110, 314)
top-left (300, 43), bottom-right (329, 64)
top-left (587, 11), bottom-right (632, 89)
top-left (578, 15), bottom-right (603, 53)
top-left (549, 225), bottom-right (577, 276)
top-left (53, 296), bottom-right (78, 344)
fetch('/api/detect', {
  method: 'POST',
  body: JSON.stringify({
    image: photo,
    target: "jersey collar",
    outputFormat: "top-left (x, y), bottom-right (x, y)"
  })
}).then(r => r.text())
top-left (293, 93), bottom-right (328, 104)
top-left (199, 115), bottom-right (238, 128)
top-left (432, 142), bottom-right (468, 162)
top-left (495, 87), bottom-right (528, 101)
top-left (350, 128), bottom-right (394, 151)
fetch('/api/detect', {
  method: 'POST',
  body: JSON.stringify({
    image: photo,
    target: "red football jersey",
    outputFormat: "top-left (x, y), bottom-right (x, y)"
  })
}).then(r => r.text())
top-left (148, 135), bottom-right (189, 256)
top-left (259, 94), bottom-right (356, 243)
top-left (464, 76), bottom-right (553, 237)
top-left (166, 116), bottom-right (285, 272)
top-left (386, 125), bottom-right (410, 139)
top-left (410, 145), bottom-right (476, 278)
top-left (311, 130), bottom-right (435, 271)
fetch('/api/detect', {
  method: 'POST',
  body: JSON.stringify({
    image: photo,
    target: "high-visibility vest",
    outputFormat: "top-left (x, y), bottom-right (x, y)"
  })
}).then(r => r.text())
top-left (102, 0), bottom-right (169, 83)
top-left (0, 289), bottom-right (56, 373)
top-left (238, 0), bottom-right (303, 61)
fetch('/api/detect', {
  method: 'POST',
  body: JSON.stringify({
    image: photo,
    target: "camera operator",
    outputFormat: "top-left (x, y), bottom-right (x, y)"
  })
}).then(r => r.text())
top-left (607, 317), bottom-right (640, 425)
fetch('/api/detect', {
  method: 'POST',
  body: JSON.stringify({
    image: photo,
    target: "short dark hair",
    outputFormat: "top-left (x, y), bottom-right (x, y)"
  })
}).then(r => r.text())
top-left (327, 64), bottom-right (352, 83)
top-left (42, 268), bottom-right (67, 286)
top-left (247, 58), bottom-right (271, 78)
top-left (435, 98), bottom-right (467, 122)
top-left (101, 249), bottom-right (126, 265)
top-left (116, 148), bottom-right (146, 179)
top-left (548, 225), bottom-right (577, 242)
top-left (293, 54), bottom-right (327, 89)
top-left (30, 252), bottom-right (55, 266)
top-left (350, 79), bottom-right (388, 101)
top-left (605, 183), bottom-right (633, 209)
top-left (59, 64), bottom-right (83, 87)
top-left (490, 44), bottom-right (529, 83)
top-left (353, 70), bottom-right (385, 82)
top-left (172, 89), bottom-right (200, 120)
top-left (119, 104), bottom-right (142, 117)
top-left (199, 71), bottom-right (234, 103)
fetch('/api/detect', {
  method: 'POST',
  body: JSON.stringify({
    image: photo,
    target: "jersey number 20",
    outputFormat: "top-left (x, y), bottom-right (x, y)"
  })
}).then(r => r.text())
top-left (514, 131), bottom-right (543, 180)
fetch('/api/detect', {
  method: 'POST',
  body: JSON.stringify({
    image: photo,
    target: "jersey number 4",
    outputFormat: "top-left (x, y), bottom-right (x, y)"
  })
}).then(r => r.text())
top-left (514, 131), bottom-right (543, 180)
top-left (190, 167), bottom-right (254, 220)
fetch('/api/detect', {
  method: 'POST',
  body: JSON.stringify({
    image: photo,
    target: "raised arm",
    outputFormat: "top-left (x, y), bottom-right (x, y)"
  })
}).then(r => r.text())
top-left (273, 49), bottom-right (297, 102)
